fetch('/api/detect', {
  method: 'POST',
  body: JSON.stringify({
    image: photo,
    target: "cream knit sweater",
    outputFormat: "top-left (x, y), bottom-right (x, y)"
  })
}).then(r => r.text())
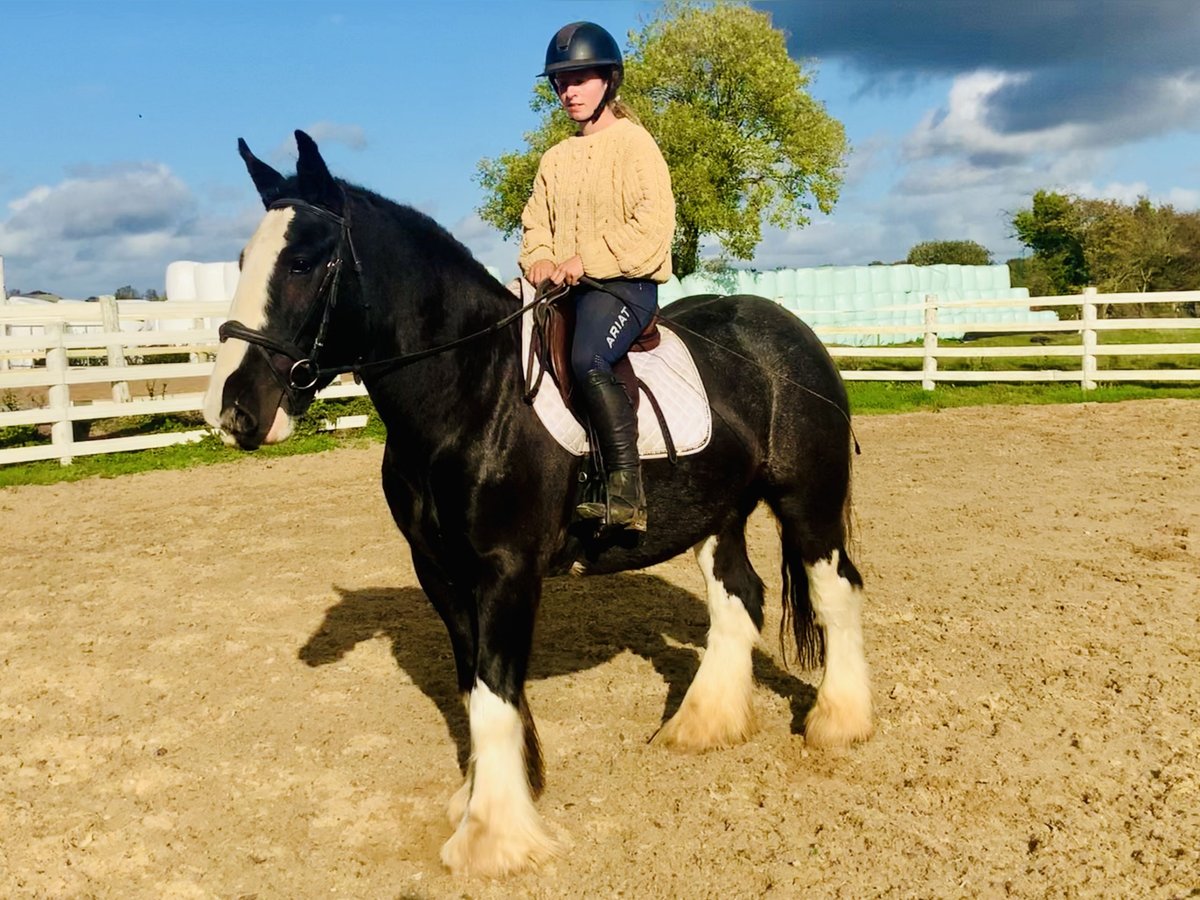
top-left (519, 118), bottom-right (675, 284)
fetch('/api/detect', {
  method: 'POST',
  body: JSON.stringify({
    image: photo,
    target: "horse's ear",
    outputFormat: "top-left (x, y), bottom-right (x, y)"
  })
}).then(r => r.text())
top-left (238, 138), bottom-right (285, 209)
top-left (294, 130), bottom-right (343, 215)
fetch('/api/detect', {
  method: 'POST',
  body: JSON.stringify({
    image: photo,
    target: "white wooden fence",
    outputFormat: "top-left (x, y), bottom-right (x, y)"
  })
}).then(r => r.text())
top-left (0, 296), bottom-right (368, 466)
top-left (1, 288), bottom-right (1197, 467)
top-left (820, 287), bottom-right (1200, 390)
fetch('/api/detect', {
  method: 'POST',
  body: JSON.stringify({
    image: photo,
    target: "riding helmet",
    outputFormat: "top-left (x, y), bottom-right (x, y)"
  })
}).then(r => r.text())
top-left (541, 21), bottom-right (624, 93)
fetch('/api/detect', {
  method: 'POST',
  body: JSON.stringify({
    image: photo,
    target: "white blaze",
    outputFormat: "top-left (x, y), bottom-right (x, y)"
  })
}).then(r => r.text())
top-left (202, 207), bottom-right (295, 429)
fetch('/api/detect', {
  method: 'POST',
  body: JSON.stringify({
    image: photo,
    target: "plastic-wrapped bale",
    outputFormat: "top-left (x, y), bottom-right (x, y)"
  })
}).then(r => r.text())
top-left (869, 265), bottom-right (892, 293)
top-left (794, 267), bottom-right (816, 296)
top-left (195, 262), bottom-right (231, 302)
top-left (756, 269), bottom-right (778, 300)
top-left (889, 264), bottom-right (916, 293)
top-left (659, 276), bottom-right (685, 305)
top-left (680, 272), bottom-right (716, 296)
top-left (928, 265), bottom-right (952, 291)
top-left (165, 261), bottom-right (200, 302)
top-left (813, 267), bottom-right (835, 298)
top-left (852, 266), bottom-right (872, 294)
top-left (774, 268), bottom-right (796, 301)
top-left (809, 292), bottom-right (836, 327)
top-left (960, 266), bottom-right (978, 291)
top-left (832, 267), bottom-right (855, 295)
top-left (735, 270), bottom-right (758, 296)
top-left (222, 261), bottom-right (240, 301)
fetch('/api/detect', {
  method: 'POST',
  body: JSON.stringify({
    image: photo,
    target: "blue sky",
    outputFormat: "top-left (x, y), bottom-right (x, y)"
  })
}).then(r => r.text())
top-left (2, 0), bottom-right (1198, 298)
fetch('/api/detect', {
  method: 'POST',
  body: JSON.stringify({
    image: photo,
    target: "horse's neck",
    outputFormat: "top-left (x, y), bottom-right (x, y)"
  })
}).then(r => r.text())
top-left (361, 272), bottom-right (526, 435)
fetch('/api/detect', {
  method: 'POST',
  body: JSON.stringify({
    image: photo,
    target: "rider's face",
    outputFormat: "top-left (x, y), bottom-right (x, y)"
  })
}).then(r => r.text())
top-left (554, 68), bottom-right (609, 122)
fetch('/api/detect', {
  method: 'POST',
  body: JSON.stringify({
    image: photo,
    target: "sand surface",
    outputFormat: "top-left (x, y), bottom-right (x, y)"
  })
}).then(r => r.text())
top-left (1, 400), bottom-right (1197, 898)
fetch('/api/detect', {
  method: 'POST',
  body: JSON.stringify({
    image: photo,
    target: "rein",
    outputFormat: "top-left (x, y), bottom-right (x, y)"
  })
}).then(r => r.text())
top-left (216, 198), bottom-right (855, 450)
top-left (217, 196), bottom-right (548, 400)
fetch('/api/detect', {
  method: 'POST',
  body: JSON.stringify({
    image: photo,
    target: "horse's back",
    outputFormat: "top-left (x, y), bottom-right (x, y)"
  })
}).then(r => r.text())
top-left (665, 292), bottom-right (846, 413)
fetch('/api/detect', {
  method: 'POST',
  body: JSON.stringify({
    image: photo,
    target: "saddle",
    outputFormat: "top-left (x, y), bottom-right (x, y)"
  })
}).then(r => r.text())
top-left (511, 278), bottom-right (711, 462)
top-left (525, 281), bottom-right (662, 421)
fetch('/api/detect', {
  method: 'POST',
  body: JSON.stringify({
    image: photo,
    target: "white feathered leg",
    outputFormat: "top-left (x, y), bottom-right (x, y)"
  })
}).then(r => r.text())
top-left (654, 536), bottom-right (759, 751)
top-left (440, 680), bottom-right (557, 876)
top-left (804, 550), bottom-right (873, 747)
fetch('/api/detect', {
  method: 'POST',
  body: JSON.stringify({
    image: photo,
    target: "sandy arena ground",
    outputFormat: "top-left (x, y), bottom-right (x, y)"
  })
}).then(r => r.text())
top-left (1, 400), bottom-right (1197, 898)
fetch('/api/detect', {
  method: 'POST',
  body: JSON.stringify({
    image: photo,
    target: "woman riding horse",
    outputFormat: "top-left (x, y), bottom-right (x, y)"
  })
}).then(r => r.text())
top-left (520, 21), bottom-right (676, 533)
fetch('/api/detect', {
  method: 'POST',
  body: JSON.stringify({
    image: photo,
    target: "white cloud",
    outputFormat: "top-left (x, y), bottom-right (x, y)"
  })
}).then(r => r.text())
top-left (1164, 187), bottom-right (1200, 209)
top-left (906, 69), bottom-right (1200, 167)
top-left (0, 164), bottom-right (256, 297)
top-left (450, 212), bottom-right (520, 281)
top-left (904, 71), bottom-right (1086, 163)
top-left (306, 121), bottom-right (367, 152)
top-left (268, 122), bottom-right (368, 167)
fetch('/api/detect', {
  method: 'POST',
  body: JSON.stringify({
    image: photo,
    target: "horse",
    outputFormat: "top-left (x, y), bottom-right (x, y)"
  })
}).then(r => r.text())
top-left (203, 130), bottom-right (873, 877)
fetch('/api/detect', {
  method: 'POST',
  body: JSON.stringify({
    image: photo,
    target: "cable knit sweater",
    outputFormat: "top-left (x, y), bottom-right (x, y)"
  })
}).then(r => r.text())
top-left (519, 117), bottom-right (675, 283)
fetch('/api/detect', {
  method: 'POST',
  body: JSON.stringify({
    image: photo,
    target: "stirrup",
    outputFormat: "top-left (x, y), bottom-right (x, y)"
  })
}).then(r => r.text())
top-left (577, 470), bottom-right (647, 532)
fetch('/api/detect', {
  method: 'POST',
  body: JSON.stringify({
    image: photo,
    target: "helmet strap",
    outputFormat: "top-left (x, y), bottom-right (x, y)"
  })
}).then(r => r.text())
top-left (589, 78), bottom-right (611, 124)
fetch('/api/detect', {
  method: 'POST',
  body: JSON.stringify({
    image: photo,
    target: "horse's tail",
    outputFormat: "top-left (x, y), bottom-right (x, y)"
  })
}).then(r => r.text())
top-left (779, 541), bottom-right (824, 670)
top-left (773, 423), bottom-right (857, 672)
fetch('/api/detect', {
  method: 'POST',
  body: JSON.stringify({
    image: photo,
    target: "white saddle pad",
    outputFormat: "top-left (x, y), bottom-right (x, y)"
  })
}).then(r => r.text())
top-left (509, 279), bottom-right (712, 459)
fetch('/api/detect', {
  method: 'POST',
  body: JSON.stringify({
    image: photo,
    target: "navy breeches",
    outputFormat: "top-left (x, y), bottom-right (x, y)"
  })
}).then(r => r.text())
top-left (569, 278), bottom-right (659, 382)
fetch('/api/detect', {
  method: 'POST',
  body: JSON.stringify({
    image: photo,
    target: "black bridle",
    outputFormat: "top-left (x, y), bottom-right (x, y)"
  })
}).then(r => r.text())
top-left (217, 195), bottom-right (543, 408)
top-left (217, 197), bottom-right (362, 409)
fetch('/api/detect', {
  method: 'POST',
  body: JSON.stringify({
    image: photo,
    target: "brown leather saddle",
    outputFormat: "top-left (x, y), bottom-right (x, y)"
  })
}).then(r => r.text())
top-left (525, 282), bottom-right (661, 419)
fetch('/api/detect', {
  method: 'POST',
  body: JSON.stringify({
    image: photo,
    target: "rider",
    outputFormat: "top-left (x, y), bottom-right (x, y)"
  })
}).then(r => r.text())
top-left (519, 21), bottom-right (676, 533)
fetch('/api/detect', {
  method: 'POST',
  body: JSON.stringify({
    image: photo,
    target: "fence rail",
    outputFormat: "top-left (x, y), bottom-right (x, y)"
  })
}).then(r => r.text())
top-left (2, 288), bottom-right (1198, 467)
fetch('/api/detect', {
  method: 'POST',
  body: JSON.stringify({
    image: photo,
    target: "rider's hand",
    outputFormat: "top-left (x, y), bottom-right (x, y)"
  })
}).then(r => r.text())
top-left (553, 255), bottom-right (585, 286)
top-left (527, 259), bottom-right (556, 287)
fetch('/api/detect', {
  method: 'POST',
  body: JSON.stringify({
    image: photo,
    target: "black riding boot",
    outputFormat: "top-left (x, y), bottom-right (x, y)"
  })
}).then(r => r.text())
top-left (576, 369), bottom-right (647, 532)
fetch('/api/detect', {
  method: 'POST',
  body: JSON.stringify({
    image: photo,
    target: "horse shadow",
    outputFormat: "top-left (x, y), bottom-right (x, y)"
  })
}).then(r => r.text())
top-left (297, 573), bottom-right (817, 772)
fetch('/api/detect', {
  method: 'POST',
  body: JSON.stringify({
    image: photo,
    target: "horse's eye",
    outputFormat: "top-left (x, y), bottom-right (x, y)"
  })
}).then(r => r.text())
top-left (289, 258), bottom-right (313, 275)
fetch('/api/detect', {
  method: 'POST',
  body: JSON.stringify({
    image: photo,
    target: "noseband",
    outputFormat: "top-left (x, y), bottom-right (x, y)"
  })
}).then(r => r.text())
top-left (218, 197), bottom-right (361, 410)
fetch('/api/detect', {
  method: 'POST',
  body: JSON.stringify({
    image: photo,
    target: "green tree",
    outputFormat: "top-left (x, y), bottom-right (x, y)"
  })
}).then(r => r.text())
top-left (1006, 256), bottom-right (1060, 298)
top-left (1012, 191), bottom-right (1200, 315)
top-left (1158, 210), bottom-right (1200, 309)
top-left (114, 285), bottom-right (140, 300)
top-left (476, 1), bottom-right (848, 277)
top-left (1011, 190), bottom-right (1088, 294)
top-left (906, 239), bottom-right (992, 266)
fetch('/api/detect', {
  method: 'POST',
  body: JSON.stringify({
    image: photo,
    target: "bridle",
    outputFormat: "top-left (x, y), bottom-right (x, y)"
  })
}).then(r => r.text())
top-left (218, 197), bottom-right (361, 410)
top-left (217, 195), bottom-right (544, 410)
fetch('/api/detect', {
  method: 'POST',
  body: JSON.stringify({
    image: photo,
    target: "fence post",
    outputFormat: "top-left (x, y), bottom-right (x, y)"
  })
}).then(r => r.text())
top-left (189, 317), bottom-right (205, 364)
top-left (46, 322), bottom-right (74, 465)
top-left (0, 255), bottom-right (8, 373)
top-left (99, 294), bottom-right (131, 403)
top-left (1081, 287), bottom-right (1098, 390)
top-left (922, 294), bottom-right (939, 391)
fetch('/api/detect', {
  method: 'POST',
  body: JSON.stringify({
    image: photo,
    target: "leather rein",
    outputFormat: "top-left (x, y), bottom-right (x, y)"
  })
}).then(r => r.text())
top-left (216, 196), bottom-right (855, 446)
top-left (217, 196), bottom-right (548, 406)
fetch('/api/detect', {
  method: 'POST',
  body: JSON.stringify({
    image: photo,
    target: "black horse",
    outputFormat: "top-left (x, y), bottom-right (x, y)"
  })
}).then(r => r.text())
top-left (203, 131), bottom-right (873, 876)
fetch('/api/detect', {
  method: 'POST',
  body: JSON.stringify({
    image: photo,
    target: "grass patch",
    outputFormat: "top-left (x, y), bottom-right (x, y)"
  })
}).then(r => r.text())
top-left (0, 396), bottom-right (385, 488)
top-left (838, 327), bottom-right (1200, 373)
top-left (846, 381), bottom-right (1200, 414)
top-left (2, 376), bottom-right (1197, 489)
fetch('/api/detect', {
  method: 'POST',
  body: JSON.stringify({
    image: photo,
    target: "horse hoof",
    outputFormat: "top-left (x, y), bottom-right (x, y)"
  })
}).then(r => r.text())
top-left (652, 698), bottom-right (755, 752)
top-left (440, 813), bottom-right (558, 877)
top-left (803, 696), bottom-right (874, 748)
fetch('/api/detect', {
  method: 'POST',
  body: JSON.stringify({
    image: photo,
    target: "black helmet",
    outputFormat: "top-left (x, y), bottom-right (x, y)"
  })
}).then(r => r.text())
top-left (541, 21), bottom-right (623, 81)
